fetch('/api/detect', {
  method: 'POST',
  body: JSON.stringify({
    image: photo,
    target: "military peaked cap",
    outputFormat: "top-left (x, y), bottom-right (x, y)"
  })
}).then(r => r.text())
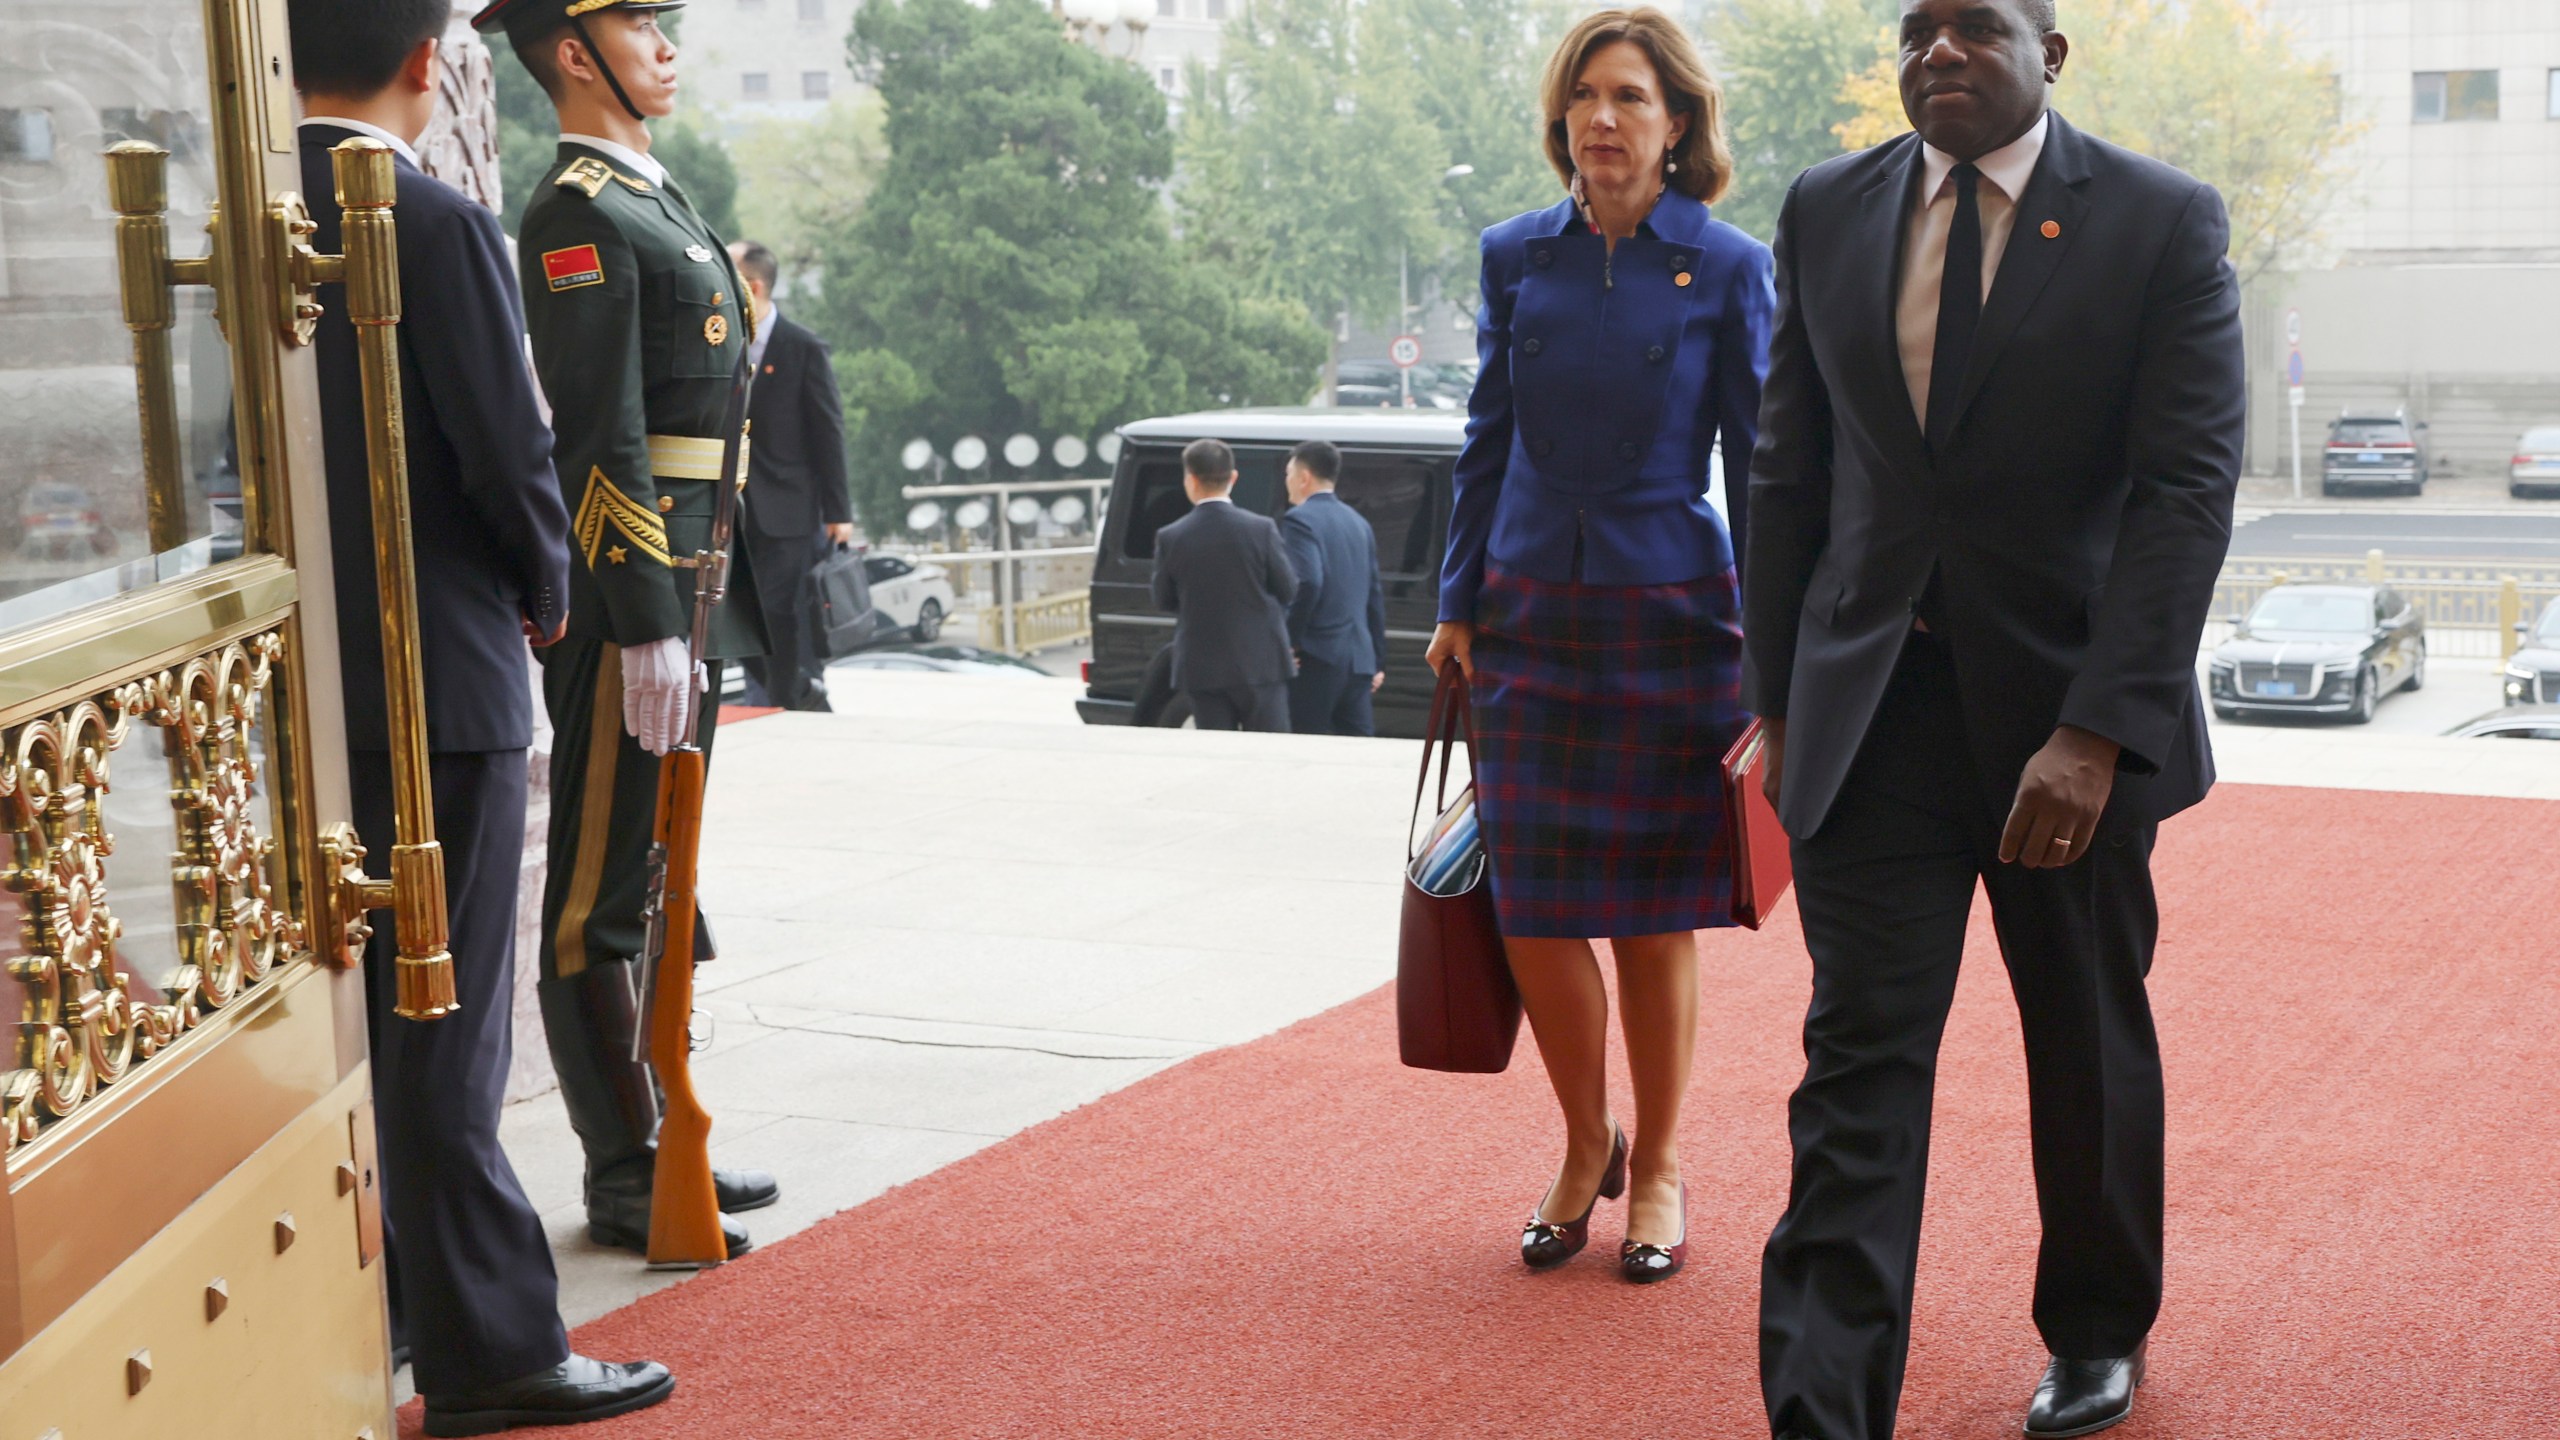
top-left (470, 0), bottom-right (685, 37)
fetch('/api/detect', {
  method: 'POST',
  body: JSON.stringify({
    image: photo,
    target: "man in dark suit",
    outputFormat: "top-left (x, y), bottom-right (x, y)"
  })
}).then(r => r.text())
top-left (1150, 438), bottom-right (1297, 731)
top-left (729, 239), bottom-right (852, 711)
top-left (1743, 2), bottom-right (2243, 1437)
top-left (292, 0), bottom-right (674, 1429)
top-left (1278, 439), bottom-right (1387, 736)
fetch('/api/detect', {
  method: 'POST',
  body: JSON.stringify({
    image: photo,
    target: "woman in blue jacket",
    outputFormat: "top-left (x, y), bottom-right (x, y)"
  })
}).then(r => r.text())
top-left (1427, 6), bottom-right (1771, 1285)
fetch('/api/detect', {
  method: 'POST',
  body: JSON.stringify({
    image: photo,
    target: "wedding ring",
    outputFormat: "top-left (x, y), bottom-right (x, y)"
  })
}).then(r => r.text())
top-left (2049, 836), bottom-right (2072, 850)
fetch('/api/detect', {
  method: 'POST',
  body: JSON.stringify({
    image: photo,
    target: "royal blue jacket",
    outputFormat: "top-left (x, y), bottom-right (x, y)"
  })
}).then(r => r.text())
top-left (1438, 190), bottom-right (1774, 623)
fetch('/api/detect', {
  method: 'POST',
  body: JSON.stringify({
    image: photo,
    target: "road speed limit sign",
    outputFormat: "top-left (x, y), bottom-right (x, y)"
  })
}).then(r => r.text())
top-left (1389, 335), bottom-right (1423, 369)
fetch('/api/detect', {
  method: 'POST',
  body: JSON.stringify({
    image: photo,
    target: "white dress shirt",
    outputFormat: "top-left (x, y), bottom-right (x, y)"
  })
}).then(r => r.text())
top-left (1897, 112), bottom-right (2049, 428)
top-left (560, 131), bottom-right (667, 188)
top-left (296, 114), bottom-right (420, 168)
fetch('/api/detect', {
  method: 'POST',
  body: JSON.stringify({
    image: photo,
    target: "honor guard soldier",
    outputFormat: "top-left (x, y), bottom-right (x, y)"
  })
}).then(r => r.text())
top-left (475, 0), bottom-right (780, 1257)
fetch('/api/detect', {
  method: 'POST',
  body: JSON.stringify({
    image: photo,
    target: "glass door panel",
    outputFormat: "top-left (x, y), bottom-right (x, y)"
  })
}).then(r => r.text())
top-left (0, 1), bottom-right (231, 628)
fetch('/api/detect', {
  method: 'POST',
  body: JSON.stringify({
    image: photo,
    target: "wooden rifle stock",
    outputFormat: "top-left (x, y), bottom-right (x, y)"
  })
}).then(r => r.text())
top-left (645, 744), bottom-right (724, 1266)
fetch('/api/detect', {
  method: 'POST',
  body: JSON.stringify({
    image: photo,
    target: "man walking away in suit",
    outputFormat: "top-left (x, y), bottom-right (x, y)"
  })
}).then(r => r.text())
top-left (1150, 438), bottom-right (1297, 732)
top-left (1279, 439), bottom-right (1387, 736)
top-left (290, 0), bottom-right (674, 1430)
top-left (730, 239), bottom-right (852, 711)
top-left (1745, 2), bottom-right (2242, 1437)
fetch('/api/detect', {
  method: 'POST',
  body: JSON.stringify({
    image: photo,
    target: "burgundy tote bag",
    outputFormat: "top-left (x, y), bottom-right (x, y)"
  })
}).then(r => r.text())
top-left (1395, 668), bottom-right (1522, 1073)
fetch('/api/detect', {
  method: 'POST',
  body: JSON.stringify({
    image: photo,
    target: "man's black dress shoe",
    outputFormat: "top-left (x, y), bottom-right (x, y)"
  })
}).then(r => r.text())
top-left (422, 1354), bottom-right (674, 1436)
top-left (715, 1165), bottom-right (780, 1213)
top-left (584, 1189), bottom-right (755, 1258)
top-left (2024, 1340), bottom-right (2146, 1438)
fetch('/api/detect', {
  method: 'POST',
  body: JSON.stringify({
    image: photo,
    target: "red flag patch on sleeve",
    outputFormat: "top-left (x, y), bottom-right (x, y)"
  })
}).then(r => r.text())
top-left (542, 244), bottom-right (605, 292)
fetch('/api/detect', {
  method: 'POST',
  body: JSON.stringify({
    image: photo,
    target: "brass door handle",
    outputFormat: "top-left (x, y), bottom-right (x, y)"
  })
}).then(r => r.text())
top-left (321, 137), bottom-right (454, 1022)
top-left (104, 141), bottom-right (216, 556)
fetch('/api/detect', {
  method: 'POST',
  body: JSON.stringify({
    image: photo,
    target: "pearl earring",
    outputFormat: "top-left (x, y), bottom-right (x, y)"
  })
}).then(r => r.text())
top-left (1665, 157), bottom-right (1678, 174)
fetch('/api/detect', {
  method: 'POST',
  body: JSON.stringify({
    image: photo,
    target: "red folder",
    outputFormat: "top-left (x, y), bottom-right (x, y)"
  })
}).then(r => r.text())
top-left (1721, 719), bottom-right (1794, 930)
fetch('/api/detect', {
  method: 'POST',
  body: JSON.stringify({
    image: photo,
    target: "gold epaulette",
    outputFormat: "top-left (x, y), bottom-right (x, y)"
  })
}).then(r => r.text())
top-left (555, 156), bottom-right (653, 198)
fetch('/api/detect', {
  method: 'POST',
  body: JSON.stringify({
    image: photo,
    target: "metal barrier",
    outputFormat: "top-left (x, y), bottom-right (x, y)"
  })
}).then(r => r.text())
top-left (977, 589), bottom-right (1091, 655)
top-left (2210, 551), bottom-right (2560, 660)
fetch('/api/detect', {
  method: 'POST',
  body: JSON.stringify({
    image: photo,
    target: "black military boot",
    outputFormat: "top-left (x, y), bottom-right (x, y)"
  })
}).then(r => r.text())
top-left (537, 960), bottom-right (771, 1256)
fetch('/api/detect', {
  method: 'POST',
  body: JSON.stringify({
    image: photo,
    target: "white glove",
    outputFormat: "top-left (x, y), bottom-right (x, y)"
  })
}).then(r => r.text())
top-left (622, 636), bottom-right (695, 756)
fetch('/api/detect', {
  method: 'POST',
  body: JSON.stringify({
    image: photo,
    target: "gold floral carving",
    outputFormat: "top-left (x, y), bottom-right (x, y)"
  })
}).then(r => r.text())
top-left (0, 632), bottom-right (299, 1155)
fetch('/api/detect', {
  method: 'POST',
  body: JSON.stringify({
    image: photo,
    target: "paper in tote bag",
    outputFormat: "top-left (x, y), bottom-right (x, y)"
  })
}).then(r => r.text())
top-left (1395, 667), bottom-right (1522, 1073)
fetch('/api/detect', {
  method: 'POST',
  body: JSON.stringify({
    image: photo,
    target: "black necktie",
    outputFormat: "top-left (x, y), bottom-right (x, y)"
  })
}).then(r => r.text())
top-left (1925, 162), bottom-right (1983, 455)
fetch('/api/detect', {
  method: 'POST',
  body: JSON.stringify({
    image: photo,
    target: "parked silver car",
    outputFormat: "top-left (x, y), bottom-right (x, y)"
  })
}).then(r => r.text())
top-left (2510, 425), bottom-right (2560, 498)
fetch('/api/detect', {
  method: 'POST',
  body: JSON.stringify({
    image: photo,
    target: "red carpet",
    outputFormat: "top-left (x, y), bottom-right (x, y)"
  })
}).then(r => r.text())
top-left (717, 704), bottom-right (784, 724)
top-left (424, 785), bottom-right (2560, 1437)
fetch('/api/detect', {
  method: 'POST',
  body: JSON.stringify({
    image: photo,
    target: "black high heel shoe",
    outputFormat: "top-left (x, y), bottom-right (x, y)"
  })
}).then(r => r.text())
top-left (1619, 1178), bottom-right (1688, 1283)
top-left (1520, 1125), bottom-right (1628, 1269)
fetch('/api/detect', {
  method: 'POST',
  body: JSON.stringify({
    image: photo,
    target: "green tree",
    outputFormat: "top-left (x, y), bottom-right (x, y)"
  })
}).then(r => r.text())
top-left (819, 0), bottom-right (1322, 528)
top-left (1358, 0), bottom-right (1573, 286)
top-left (731, 95), bottom-right (889, 284)
top-left (1176, 0), bottom-right (1452, 355)
top-left (1834, 0), bottom-right (2358, 280)
top-left (1701, 0), bottom-right (1897, 242)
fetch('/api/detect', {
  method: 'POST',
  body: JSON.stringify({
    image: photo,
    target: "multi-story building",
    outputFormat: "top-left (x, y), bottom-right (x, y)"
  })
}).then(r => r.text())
top-left (679, 0), bottom-right (863, 121)
top-left (2253, 0), bottom-right (2560, 479)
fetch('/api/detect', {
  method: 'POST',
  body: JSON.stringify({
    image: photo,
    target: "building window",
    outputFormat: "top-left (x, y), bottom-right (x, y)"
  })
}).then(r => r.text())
top-left (2548, 68), bottom-right (2560, 119)
top-left (1205, 0), bottom-right (1226, 16)
top-left (802, 71), bottom-right (830, 101)
top-left (798, 0), bottom-right (822, 19)
top-left (742, 72), bottom-right (771, 100)
top-left (1157, 0), bottom-right (1175, 15)
top-left (2413, 69), bottom-right (2499, 123)
top-left (1157, 66), bottom-right (1177, 94)
top-left (0, 109), bottom-right (54, 164)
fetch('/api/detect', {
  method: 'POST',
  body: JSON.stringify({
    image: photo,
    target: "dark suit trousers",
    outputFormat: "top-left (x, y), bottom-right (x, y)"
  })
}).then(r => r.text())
top-left (352, 749), bottom-right (568, 1395)
top-left (1189, 682), bottom-right (1289, 732)
top-left (741, 528), bottom-right (827, 711)
top-left (1287, 659), bottom-right (1376, 736)
top-left (1761, 634), bottom-right (2163, 1440)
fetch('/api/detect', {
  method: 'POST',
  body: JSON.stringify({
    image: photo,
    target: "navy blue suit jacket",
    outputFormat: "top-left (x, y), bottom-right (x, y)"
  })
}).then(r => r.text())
top-left (1279, 491), bottom-right (1386, 674)
top-left (1742, 114), bottom-right (2243, 837)
top-left (1150, 499), bottom-right (1297, 693)
top-left (302, 127), bottom-right (570, 753)
top-left (1439, 189), bottom-right (1773, 623)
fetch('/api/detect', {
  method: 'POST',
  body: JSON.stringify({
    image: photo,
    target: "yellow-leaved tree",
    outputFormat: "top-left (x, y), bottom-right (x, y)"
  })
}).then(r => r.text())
top-left (1831, 0), bottom-right (2360, 280)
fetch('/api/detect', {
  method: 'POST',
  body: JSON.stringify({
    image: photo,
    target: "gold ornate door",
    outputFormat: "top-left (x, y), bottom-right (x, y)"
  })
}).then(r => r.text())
top-left (0, 0), bottom-right (441, 1435)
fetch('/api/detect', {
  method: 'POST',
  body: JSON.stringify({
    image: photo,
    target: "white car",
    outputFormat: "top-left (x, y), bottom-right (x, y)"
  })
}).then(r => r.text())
top-left (862, 554), bottom-right (956, 642)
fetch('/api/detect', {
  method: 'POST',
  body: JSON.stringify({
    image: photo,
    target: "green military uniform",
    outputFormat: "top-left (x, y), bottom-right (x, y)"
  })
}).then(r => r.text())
top-left (516, 139), bottom-right (773, 1250)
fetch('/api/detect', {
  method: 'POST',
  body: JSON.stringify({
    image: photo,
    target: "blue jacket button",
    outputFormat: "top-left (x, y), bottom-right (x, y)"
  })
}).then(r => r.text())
top-left (1616, 440), bottom-right (1640, 460)
top-left (1521, 338), bottom-right (1543, 357)
top-left (1532, 248), bottom-right (1553, 267)
top-left (1646, 345), bottom-right (1665, 363)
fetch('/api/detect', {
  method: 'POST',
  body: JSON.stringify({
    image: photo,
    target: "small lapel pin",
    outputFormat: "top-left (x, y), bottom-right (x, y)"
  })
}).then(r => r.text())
top-left (2040, 220), bottom-right (2062, 240)
top-left (1674, 272), bottom-right (1692, 287)
top-left (685, 244), bottom-right (713, 262)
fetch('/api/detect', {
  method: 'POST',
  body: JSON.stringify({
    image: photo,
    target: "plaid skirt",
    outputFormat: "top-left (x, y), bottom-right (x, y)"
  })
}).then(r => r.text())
top-left (1470, 562), bottom-right (1748, 939)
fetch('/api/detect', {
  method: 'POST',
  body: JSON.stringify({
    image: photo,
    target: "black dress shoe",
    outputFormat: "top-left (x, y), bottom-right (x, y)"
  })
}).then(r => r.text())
top-left (715, 1165), bottom-right (780, 1213)
top-left (422, 1354), bottom-right (675, 1436)
top-left (2024, 1340), bottom-right (2146, 1438)
top-left (585, 1189), bottom-right (754, 1258)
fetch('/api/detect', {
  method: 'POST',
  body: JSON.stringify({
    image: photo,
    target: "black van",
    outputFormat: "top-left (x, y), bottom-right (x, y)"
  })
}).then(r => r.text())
top-left (1078, 408), bottom-right (1466, 739)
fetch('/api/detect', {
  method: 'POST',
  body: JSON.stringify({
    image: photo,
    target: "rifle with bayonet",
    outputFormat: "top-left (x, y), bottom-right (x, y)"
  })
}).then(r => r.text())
top-left (634, 346), bottom-right (754, 1268)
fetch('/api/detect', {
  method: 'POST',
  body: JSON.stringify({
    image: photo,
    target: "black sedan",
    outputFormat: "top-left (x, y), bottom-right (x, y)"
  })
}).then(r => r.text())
top-left (2207, 582), bottom-right (2425, 724)
top-left (2501, 598), bottom-right (2560, 706)
top-left (2443, 705), bottom-right (2560, 741)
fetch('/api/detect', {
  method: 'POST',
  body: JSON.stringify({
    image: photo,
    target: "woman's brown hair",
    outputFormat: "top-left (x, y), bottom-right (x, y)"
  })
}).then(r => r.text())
top-left (1539, 7), bottom-right (1734, 205)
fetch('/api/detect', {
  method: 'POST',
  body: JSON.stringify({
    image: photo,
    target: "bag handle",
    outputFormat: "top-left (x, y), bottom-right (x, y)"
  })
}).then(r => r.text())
top-left (1407, 664), bottom-right (1480, 862)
